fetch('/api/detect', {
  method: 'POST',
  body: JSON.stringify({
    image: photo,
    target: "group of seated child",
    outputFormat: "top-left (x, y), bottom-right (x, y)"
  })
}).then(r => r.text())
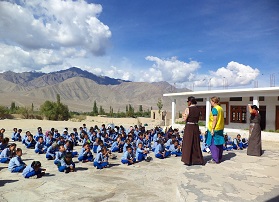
top-left (0, 124), bottom-right (184, 177)
top-left (200, 130), bottom-right (249, 153)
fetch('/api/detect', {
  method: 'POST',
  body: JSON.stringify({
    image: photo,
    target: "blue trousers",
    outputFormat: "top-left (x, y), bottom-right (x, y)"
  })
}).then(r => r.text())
top-left (137, 153), bottom-right (147, 162)
top-left (46, 154), bottom-right (55, 160)
top-left (11, 165), bottom-right (25, 173)
top-left (111, 147), bottom-right (119, 152)
top-left (171, 151), bottom-right (182, 157)
top-left (25, 170), bottom-right (41, 178)
top-left (93, 145), bottom-right (98, 153)
top-left (0, 158), bottom-right (9, 163)
top-left (93, 161), bottom-right (108, 169)
top-left (26, 143), bottom-right (35, 149)
top-left (78, 155), bottom-right (93, 162)
top-left (35, 149), bottom-right (46, 154)
top-left (155, 151), bottom-right (171, 159)
top-left (121, 158), bottom-right (136, 165)
top-left (58, 164), bottom-right (75, 172)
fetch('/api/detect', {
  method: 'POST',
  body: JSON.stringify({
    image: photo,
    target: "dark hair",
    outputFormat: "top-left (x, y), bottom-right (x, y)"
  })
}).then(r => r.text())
top-left (251, 105), bottom-right (259, 111)
top-left (38, 136), bottom-right (43, 140)
top-left (126, 145), bottom-right (132, 150)
top-left (187, 96), bottom-right (197, 104)
top-left (31, 161), bottom-right (41, 168)
top-left (65, 152), bottom-right (72, 159)
top-left (16, 148), bottom-right (22, 152)
top-left (9, 143), bottom-right (17, 147)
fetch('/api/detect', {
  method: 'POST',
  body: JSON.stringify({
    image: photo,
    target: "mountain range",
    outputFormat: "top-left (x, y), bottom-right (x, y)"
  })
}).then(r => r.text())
top-left (0, 67), bottom-right (190, 112)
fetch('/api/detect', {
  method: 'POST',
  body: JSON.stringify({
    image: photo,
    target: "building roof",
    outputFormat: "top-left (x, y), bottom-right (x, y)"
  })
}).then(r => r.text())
top-left (163, 87), bottom-right (279, 98)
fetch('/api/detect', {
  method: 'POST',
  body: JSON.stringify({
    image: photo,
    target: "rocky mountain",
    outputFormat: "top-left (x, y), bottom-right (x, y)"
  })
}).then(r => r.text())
top-left (0, 67), bottom-right (191, 112)
top-left (0, 67), bottom-right (129, 88)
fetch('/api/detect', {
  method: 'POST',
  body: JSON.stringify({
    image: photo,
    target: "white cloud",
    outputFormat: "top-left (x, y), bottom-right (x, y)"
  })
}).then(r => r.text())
top-left (194, 61), bottom-right (260, 88)
top-left (143, 56), bottom-right (200, 83)
top-left (0, 0), bottom-right (111, 72)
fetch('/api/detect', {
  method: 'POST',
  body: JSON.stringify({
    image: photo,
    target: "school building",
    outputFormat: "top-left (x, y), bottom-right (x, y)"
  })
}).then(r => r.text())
top-left (163, 87), bottom-right (279, 131)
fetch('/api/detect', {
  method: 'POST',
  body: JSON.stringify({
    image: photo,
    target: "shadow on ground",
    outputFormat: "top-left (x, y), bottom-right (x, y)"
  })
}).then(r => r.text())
top-left (0, 180), bottom-right (19, 187)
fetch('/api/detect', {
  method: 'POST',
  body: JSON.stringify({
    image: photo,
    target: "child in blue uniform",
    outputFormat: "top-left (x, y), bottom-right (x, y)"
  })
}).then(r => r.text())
top-left (78, 143), bottom-right (93, 162)
top-left (8, 148), bottom-right (26, 173)
top-left (58, 152), bottom-right (75, 173)
top-left (136, 142), bottom-right (149, 162)
top-left (169, 140), bottom-right (182, 157)
top-left (45, 132), bottom-right (55, 147)
top-left (46, 143), bottom-right (58, 160)
top-left (25, 134), bottom-right (36, 149)
top-left (35, 136), bottom-right (47, 154)
top-left (12, 128), bottom-right (22, 142)
top-left (0, 137), bottom-right (10, 154)
top-left (54, 145), bottom-right (66, 165)
top-left (93, 147), bottom-right (109, 169)
top-left (0, 143), bottom-right (16, 163)
top-left (22, 161), bottom-right (46, 179)
top-left (121, 145), bottom-right (136, 165)
top-left (154, 139), bottom-right (171, 159)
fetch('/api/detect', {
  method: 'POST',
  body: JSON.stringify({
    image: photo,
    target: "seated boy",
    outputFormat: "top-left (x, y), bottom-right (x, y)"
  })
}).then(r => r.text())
top-left (22, 161), bottom-right (46, 179)
top-left (78, 142), bottom-right (93, 162)
top-left (169, 140), bottom-right (182, 157)
top-left (136, 142), bottom-right (149, 162)
top-left (154, 139), bottom-right (171, 159)
top-left (12, 129), bottom-right (22, 142)
top-left (25, 134), bottom-right (36, 149)
top-left (121, 145), bottom-right (136, 165)
top-left (46, 143), bottom-right (58, 160)
top-left (233, 134), bottom-right (247, 150)
top-left (0, 143), bottom-right (16, 163)
top-left (35, 136), bottom-right (47, 154)
top-left (54, 145), bottom-right (66, 165)
top-left (8, 148), bottom-right (26, 173)
top-left (93, 147), bottom-right (109, 169)
top-left (58, 152), bottom-right (75, 173)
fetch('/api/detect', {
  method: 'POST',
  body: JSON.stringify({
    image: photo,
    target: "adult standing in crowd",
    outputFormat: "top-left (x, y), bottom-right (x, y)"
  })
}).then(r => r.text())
top-left (206, 96), bottom-right (225, 164)
top-left (181, 96), bottom-right (204, 166)
top-left (247, 104), bottom-right (262, 156)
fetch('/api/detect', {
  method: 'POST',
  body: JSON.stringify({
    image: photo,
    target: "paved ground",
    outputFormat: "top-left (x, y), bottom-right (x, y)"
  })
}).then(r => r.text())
top-left (1, 140), bottom-right (279, 202)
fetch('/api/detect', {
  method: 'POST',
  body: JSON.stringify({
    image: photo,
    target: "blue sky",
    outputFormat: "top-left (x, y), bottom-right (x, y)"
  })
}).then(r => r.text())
top-left (0, 0), bottom-right (278, 90)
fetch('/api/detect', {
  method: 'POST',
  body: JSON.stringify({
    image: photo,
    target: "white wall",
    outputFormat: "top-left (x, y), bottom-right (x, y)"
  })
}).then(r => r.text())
top-left (196, 96), bottom-right (278, 130)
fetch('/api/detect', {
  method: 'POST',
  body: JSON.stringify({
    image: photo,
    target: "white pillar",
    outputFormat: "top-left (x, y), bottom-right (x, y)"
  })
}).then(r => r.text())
top-left (253, 96), bottom-right (259, 107)
top-left (171, 99), bottom-right (176, 126)
top-left (205, 97), bottom-right (211, 130)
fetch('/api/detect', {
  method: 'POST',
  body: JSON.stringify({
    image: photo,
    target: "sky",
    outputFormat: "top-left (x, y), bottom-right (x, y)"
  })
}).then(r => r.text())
top-left (0, 0), bottom-right (278, 90)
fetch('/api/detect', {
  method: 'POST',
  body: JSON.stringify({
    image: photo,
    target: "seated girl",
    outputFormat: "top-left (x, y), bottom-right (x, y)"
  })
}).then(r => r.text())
top-left (22, 161), bottom-right (46, 179)
top-left (8, 148), bottom-right (26, 173)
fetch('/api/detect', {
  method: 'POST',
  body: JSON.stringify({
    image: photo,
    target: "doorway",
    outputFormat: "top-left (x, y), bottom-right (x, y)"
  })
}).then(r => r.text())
top-left (220, 102), bottom-right (229, 125)
top-left (276, 106), bottom-right (279, 130)
top-left (259, 106), bottom-right (266, 131)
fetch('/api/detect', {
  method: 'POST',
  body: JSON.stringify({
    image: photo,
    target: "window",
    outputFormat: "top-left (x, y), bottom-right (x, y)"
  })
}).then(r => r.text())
top-left (231, 106), bottom-right (247, 123)
top-left (196, 98), bottom-right (204, 102)
top-left (197, 106), bottom-right (206, 121)
top-left (230, 97), bottom-right (242, 101)
top-left (249, 96), bottom-right (265, 101)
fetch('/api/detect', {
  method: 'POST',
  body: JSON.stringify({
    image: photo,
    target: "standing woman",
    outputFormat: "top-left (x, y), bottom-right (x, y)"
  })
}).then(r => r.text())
top-left (181, 96), bottom-right (204, 166)
top-left (206, 96), bottom-right (225, 164)
top-left (247, 105), bottom-right (262, 156)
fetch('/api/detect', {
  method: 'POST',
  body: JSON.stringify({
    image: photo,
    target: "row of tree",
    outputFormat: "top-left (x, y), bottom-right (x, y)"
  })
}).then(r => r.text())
top-left (0, 95), bottom-right (164, 121)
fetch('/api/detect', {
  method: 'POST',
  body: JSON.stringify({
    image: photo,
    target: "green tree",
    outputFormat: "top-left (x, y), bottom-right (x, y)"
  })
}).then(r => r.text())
top-left (10, 102), bottom-right (16, 113)
top-left (0, 105), bottom-right (8, 119)
top-left (157, 98), bottom-right (163, 114)
top-left (93, 100), bottom-right (98, 115)
top-left (99, 106), bottom-right (105, 115)
top-left (56, 94), bottom-right (61, 104)
top-left (18, 107), bottom-right (32, 119)
top-left (40, 101), bottom-right (57, 120)
top-left (40, 100), bottom-right (70, 121)
top-left (139, 105), bottom-right (143, 113)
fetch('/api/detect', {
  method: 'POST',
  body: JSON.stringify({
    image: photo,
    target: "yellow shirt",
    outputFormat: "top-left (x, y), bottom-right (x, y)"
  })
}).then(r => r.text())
top-left (208, 105), bottom-right (224, 131)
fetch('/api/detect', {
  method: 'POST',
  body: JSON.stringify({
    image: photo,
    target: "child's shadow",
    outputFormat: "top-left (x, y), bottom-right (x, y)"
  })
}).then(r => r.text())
top-left (44, 173), bottom-right (56, 177)
top-left (75, 167), bottom-right (89, 171)
top-left (0, 180), bottom-right (18, 187)
top-left (22, 158), bottom-right (34, 161)
top-left (109, 163), bottom-right (121, 168)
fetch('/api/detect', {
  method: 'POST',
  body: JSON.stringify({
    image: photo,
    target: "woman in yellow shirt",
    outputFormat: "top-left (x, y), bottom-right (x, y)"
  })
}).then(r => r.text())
top-left (206, 96), bottom-right (225, 164)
